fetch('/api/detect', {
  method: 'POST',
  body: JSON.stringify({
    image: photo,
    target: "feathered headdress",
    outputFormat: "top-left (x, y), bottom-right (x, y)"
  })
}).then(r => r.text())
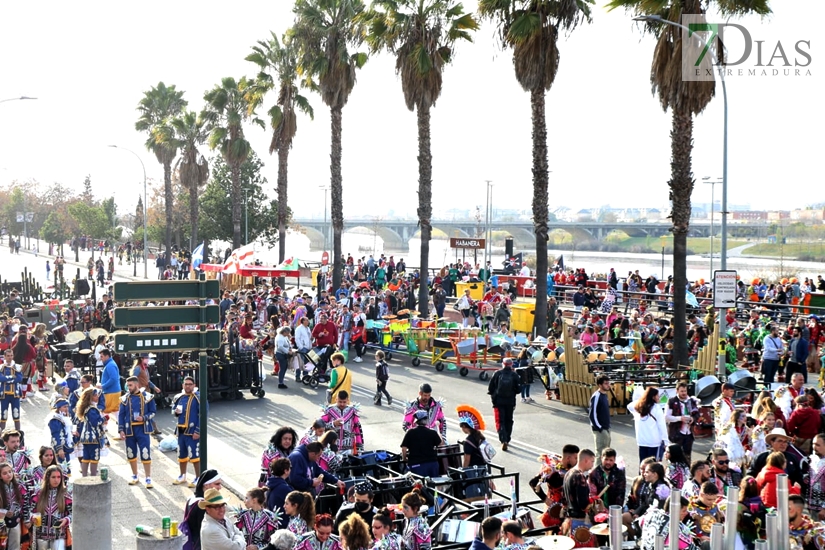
top-left (456, 404), bottom-right (485, 431)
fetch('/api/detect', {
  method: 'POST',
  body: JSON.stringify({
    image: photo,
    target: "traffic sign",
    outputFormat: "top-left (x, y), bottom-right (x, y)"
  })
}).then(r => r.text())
top-left (114, 330), bottom-right (221, 353)
top-left (713, 270), bottom-right (737, 308)
top-left (113, 280), bottom-right (220, 302)
top-left (113, 305), bottom-right (219, 328)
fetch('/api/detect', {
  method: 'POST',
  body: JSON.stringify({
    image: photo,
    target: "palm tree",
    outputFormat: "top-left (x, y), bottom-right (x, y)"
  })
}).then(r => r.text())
top-left (202, 77), bottom-right (263, 249)
top-left (135, 82), bottom-right (187, 265)
top-left (477, 0), bottom-right (594, 336)
top-left (171, 110), bottom-right (210, 251)
top-left (246, 32), bottom-right (314, 280)
top-left (292, 0), bottom-right (368, 291)
top-left (607, 0), bottom-right (770, 366)
top-left (365, 0), bottom-right (478, 317)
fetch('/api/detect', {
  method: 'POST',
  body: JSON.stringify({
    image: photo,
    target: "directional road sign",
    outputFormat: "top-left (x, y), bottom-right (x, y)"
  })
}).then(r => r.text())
top-left (113, 280), bottom-right (220, 302)
top-left (114, 330), bottom-right (221, 353)
top-left (113, 305), bottom-right (219, 328)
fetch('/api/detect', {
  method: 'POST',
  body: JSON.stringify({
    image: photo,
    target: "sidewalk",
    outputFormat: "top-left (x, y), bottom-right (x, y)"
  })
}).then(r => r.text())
top-left (22, 375), bottom-right (243, 547)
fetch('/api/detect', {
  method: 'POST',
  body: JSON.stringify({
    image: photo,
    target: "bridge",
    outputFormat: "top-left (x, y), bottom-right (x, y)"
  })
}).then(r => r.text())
top-left (292, 218), bottom-right (764, 252)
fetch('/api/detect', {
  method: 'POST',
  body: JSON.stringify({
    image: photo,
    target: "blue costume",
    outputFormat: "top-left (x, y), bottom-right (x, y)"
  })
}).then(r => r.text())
top-left (0, 361), bottom-right (23, 422)
top-left (79, 404), bottom-right (105, 464)
top-left (47, 400), bottom-right (75, 466)
top-left (172, 390), bottom-right (200, 465)
top-left (64, 370), bottom-right (81, 394)
top-left (117, 390), bottom-right (156, 464)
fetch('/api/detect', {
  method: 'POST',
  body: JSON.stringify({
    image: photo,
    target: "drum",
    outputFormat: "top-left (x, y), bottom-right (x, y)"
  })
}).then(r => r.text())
top-left (546, 350), bottom-right (557, 362)
top-left (52, 325), bottom-right (68, 340)
top-left (572, 527), bottom-right (597, 548)
top-left (534, 535), bottom-right (575, 550)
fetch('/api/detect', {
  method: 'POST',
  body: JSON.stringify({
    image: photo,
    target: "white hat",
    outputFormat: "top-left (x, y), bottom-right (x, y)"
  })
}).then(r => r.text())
top-left (765, 427), bottom-right (791, 446)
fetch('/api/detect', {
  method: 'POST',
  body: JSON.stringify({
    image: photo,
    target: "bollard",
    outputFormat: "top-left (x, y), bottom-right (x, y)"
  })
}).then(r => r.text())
top-left (654, 534), bottom-right (665, 550)
top-left (723, 486), bottom-right (739, 549)
top-left (709, 523), bottom-right (724, 550)
top-left (136, 534), bottom-right (184, 550)
top-left (73, 476), bottom-right (112, 550)
top-left (776, 474), bottom-right (789, 549)
top-left (754, 541), bottom-right (767, 549)
top-left (668, 488), bottom-right (681, 550)
top-left (609, 505), bottom-right (623, 550)
top-left (766, 512), bottom-right (778, 550)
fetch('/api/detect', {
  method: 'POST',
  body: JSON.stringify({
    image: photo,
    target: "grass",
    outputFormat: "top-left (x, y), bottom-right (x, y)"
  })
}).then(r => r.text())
top-left (742, 242), bottom-right (825, 261)
top-left (602, 235), bottom-right (748, 255)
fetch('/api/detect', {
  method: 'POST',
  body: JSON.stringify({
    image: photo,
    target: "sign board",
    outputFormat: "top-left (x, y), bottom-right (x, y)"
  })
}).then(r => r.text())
top-left (449, 238), bottom-right (485, 249)
top-left (713, 270), bottom-right (737, 308)
top-left (114, 330), bottom-right (221, 353)
top-left (113, 280), bottom-right (220, 302)
top-left (113, 305), bottom-right (219, 328)
top-left (321, 251), bottom-right (329, 266)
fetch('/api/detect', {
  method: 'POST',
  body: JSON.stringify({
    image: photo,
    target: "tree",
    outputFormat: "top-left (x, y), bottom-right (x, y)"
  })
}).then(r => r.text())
top-left (80, 175), bottom-right (94, 206)
top-left (607, 0), bottom-right (771, 366)
top-left (68, 203), bottom-right (111, 240)
top-left (478, 0), bottom-right (594, 336)
top-left (202, 77), bottom-right (263, 249)
top-left (135, 195), bottom-right (144, 231)
top-left (292, 0), bottom-right (368, 291)
top-left (135, 82), bottom-right (188, 264)
top-left (365, 0), bottom-right (478, 316)
top-left (171, 110), bottom-right (210, 250)
top-left (40, 211), bottom-right (69, 253)
top-left (246, 31), bottom-right (314, 282)
top-left (198, 152), bottom-right (287, 247)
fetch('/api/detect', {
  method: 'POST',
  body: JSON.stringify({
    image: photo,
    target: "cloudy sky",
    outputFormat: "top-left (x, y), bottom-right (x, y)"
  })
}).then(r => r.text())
top-left (0, 0), bottom-right (821, 221)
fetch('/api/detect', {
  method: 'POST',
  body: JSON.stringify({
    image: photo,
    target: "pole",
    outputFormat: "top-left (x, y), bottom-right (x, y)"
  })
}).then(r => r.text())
top-left (776, 475), bottom-right (789, 550)
top-left (608, 505), bottom-right (622, 550)
top-left (321, 186), bottom-right (328, 254)
top-left (723, 486), bottom-right (739, 549)
top-left (765, 513), bottom-right (778, 550)
top-left (709, 523), bottom-right (724, 550)
top-left (709, 181), bottom-right (714, 282)
top-left (668, 488), bottom-right (681, 550)
top-left (22, 194), bottom-right (28, 250)
top-left (243, 188), bottom-right (249, 245)
top-left (108, 145), bottom-right (148, 279)
top-left (484, 180), bottom-right (491, 277)
top-left (198, 272), bottom-right (209, 470)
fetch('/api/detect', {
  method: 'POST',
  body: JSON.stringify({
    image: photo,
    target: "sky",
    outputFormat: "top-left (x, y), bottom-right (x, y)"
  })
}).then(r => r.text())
top-left (0, 0), bottom-right (821, 222)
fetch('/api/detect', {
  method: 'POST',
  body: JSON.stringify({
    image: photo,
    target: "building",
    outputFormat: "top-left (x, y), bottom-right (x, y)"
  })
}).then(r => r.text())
top-left (732, 211), bottom-right (768, 221)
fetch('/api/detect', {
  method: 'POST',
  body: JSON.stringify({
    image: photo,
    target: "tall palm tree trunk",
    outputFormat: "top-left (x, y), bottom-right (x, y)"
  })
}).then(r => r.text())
top-left (189, 186), bottom-right (199, 251)
top-left (330, 106), bottom-right (344, 291)
top-left (277, 144), bottom-right (290, 288)
top-left (417, 104), bottom-right (433, 317)
top-left (669, 110), bottom-right (695, 367)
top-left (231, 164), bottom-right (242, 249)
top-left (164, 161), bottom-right (173, 265)
top-left (531, 88), bottom-right (549, 336)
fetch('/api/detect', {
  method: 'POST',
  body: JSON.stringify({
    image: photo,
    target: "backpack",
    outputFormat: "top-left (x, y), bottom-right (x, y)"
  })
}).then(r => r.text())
top-left (495, 370), bottom-right (519, 399)
top-left (466, 436), bottom-right (497, 463)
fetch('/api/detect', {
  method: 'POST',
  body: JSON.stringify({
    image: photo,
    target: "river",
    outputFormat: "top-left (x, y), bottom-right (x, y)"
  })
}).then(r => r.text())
top-left (257, 231), bottom-right (820, 283)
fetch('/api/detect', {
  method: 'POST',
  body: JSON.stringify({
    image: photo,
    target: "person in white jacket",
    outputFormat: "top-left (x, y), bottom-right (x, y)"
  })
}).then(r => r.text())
top-left (199, 488), bottom-right (256, 550)
top-left (294, 317), bottom-right (313, 353)
top-left (628, 387), bottom-right (670, 462)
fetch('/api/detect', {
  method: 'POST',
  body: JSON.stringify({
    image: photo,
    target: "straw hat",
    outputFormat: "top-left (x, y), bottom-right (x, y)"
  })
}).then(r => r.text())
top-left (765, 427), bottom-right (791, 446)
top-left (198, 488), bottom-right (229, 509)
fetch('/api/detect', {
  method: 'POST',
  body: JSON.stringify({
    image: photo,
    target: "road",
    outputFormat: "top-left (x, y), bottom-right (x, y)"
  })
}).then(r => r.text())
top-left (1, 238), bottom-right (713, 517)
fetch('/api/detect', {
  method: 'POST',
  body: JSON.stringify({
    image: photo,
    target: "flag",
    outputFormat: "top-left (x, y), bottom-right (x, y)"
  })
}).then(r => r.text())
top-left (191, 242), bottom-right (205, 270)
top-left (557, 254), bottom-right (565, 271)
top-left (223, 243), bottom-right (256, 274)
top-left (510, 252), bottom-right (524, 270)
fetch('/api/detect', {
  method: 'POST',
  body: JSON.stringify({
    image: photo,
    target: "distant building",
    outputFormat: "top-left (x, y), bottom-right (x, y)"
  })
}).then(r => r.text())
top-left (791, 209), bottom-right (825, 222)
top-left (732, 211), bottom-right (768, 221)
top-left (767, 211), bottom-right (791, 221)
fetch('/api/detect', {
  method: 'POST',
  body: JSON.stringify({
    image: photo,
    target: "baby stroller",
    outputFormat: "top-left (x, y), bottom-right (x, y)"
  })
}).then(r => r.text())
top-left (299, 345), bottom-right (334, 389)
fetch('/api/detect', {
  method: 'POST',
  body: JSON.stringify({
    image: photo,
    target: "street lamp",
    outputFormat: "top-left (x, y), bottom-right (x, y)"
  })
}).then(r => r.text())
top-left (634, 14), bottom-right (731, 389)
top-left (702, 177), bottom-right (722, 282)
top-left (484, 180), bottom-right (493, 278)
top-left (319, 185), bottom-right (330, 253)
top-left (0, 96), bottom-right (37, 104)
top-left (108, 145), bottom-right (148, 279)
top-left (242, 187), bottom-right (252, 245)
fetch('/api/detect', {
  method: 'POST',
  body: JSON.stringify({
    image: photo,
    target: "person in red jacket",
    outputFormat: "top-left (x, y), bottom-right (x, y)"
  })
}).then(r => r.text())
top-left (757, 451), bottom-right (800, 508)
top-left (311, 313), bottom-right (338, 370)
top-left (786, 395), bottom-right (820, 455)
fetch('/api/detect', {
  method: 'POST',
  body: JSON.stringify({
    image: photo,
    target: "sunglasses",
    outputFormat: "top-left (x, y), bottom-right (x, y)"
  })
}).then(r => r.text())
top-left (208, 503), bottom-right (227, 509)
top-left (716, 460), bottom-right (730, 465)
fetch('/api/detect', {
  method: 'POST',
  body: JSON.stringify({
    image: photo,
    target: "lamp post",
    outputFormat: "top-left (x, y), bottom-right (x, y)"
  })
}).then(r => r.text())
top-left (108, 145), bottom-right (148, 279)
top-left (660, 235), bottom-right (667, 280)
top-left (319, 185), bottom-right (330, 253)
top-left (484, 180), bottom-right (493, 279)
top-left (0, 96), bottom-right (37, 105)
top-left (242, 187), bottom-right (252, 245)
top-left (702, 177), bottom-right (722, 283)
top-left (633, 14), bottom-right (730, 381)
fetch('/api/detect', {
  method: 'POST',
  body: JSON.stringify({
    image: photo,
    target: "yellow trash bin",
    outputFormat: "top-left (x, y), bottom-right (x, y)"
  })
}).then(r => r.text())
top-left (455, 282), bottom-right (484, 301)
top-left (510, 303), bottom-right (535, 334)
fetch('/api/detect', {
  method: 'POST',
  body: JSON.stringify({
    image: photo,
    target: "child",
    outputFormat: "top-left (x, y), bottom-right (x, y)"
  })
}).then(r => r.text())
top-left (374, 351), bottom-right (392, 406)
top-left (236, 487), bottom-right (279, 547)
top-left (687, 481), bottom-right (723, 543)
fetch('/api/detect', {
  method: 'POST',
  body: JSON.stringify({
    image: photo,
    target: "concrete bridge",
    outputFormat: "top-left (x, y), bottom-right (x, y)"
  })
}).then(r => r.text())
top-left (292, 218), bottom-right (763, 252)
